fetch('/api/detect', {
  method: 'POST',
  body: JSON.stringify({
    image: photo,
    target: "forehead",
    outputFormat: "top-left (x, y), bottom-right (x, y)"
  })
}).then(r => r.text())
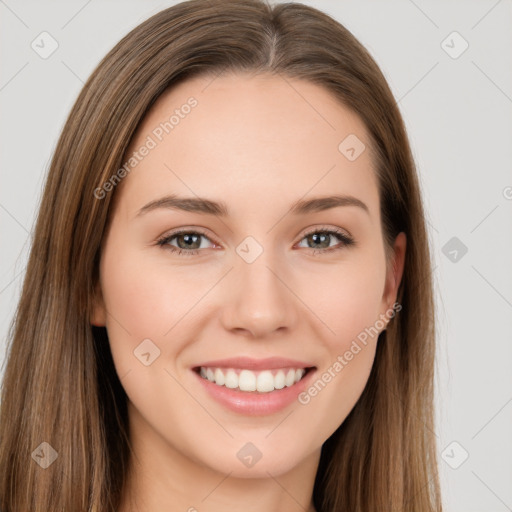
top-left (117, 72), bottom-right (379, 220)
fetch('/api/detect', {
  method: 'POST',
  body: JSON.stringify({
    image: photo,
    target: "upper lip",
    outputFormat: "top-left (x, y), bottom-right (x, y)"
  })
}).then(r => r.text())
top-left (193, 357), bottom-right (315, 371)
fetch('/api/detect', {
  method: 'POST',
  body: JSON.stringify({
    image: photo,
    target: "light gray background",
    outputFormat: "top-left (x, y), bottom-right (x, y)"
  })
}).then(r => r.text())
top-left (1, 1), bottom-right (511, 511)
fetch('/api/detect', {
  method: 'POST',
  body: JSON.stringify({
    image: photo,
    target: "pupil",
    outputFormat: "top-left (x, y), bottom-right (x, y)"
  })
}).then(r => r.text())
top-left (180, 234), bottom-right (199, 249)
top-left (310, 233), bottom-right (328, 248)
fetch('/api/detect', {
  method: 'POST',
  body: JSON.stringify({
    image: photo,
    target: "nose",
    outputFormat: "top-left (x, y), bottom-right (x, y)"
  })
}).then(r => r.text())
top-left (220, 251), bottom-right (299, 339)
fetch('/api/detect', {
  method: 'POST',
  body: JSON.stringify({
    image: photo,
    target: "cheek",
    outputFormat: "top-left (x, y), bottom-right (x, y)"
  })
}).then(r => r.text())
top-left (98, 240), bottom-right (185, 377)
top-left (294, 254), bottom-right (385, 412)
top-left (296, 270), bottom-right (383, 440)
top-left (100, 244), bottom-right (195, 336)
top-left (302, 255), bottom-right (386, 349)
top-left (98, 240), bottom-right (227, 384)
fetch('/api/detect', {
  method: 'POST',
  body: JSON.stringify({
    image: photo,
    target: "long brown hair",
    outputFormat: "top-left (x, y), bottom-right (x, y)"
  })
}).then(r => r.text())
top-left (0, 1), bottom-right (442, 510)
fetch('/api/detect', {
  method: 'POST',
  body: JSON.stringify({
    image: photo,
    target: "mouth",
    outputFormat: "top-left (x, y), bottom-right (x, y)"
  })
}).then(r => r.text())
top-left (193, 366), bottom-right (315, 393)
top-left (191, 356), bottom-right (317, 415)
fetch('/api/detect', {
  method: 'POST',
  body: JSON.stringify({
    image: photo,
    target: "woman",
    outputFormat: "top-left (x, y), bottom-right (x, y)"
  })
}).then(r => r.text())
top-left (0, 0), bottom-right (442, 510)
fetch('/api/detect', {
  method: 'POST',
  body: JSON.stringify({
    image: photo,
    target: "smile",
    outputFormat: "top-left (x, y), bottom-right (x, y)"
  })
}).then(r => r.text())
top-left (197, 366), bottom-right (309, 392)
top-left (192, 356), bottom-right (316, 415)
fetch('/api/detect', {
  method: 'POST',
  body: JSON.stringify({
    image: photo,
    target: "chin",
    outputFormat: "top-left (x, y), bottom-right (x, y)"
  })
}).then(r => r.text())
top-left (192, 436), bottom-right (315, 479)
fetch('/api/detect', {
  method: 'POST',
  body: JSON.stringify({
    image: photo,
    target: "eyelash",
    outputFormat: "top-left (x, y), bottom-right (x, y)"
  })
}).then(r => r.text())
top-left (156, 226), bottom-right (355, 257)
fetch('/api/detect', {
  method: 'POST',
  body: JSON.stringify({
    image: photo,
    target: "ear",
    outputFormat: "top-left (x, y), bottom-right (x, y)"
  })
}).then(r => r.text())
top-left (90, 280), bottom-right (107, 327)
top-left (380, 231), bottom-right (406, 319)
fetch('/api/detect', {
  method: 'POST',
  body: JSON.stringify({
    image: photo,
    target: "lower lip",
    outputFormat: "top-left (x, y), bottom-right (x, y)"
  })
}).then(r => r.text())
top-left (193, 369), bottom-right (316, 416)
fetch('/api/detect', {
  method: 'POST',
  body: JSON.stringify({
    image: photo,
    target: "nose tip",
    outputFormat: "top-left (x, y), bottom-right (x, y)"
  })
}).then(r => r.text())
top-left (220, 255), bottom-right (297, 339)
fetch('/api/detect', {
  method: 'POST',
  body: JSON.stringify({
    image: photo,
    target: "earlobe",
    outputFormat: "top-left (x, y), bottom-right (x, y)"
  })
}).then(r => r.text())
top-left (90, 281), bottom-right (107, 327)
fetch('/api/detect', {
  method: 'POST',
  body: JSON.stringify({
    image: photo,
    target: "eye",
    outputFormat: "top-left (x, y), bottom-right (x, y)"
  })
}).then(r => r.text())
top-left (156, 226), bottom-right (355, 257)
top-left (156, 228), bottom-right (214, 256)
top-left (296, 227), bottom-right (355, 255)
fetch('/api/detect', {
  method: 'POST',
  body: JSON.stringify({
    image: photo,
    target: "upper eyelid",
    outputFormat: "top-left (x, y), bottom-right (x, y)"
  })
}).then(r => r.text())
top-left (301, 226), bottom-right (351, 238)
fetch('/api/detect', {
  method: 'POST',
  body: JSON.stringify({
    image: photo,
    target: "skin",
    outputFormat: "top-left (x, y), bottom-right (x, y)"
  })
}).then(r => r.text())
top-left (91, 71), bottom-right (406, 512)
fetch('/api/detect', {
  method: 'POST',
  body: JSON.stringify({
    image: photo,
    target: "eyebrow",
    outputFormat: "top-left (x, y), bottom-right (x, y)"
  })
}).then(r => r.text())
top-left (136, 193), bottom-right (369, 217)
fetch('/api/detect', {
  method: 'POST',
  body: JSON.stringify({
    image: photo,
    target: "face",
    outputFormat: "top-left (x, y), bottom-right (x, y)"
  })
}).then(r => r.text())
top-left (92, 72), bottom-right (405, 479)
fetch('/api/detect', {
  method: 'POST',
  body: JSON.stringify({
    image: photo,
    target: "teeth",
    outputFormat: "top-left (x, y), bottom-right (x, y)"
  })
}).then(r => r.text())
top-left (224, 369), bottom-right (238, 389)
top-left (214, 368), bottom-right (225, 386)
top-left (256, 370), bottom-right (274, 392)
top-left (198, 366), bottom-right (307, 392)
top-left (274, 370), bottom-right (285, 390)
top-left (285, 369), bottom-right (295, 387)
top-left (239, 370), bottom-right (256, 391)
